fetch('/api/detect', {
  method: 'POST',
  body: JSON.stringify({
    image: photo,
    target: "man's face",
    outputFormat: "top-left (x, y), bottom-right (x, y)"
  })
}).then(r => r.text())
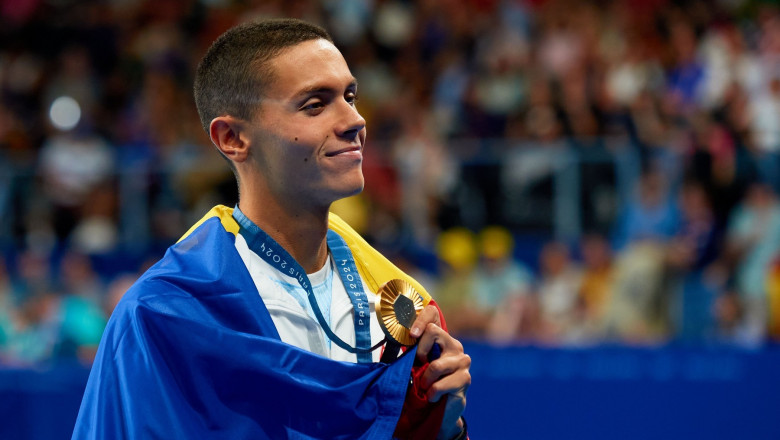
top-left (247, 38), bottom-right (366, 209)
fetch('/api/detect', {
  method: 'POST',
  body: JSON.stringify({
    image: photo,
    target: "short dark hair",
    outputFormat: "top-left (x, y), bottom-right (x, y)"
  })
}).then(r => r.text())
top-left (193, 18), bottom-right (332, 134)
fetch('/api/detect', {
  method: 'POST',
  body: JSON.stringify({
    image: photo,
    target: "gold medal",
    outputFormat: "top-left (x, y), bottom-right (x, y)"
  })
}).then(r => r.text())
top-left (376, 279), bottom-right (424, 346)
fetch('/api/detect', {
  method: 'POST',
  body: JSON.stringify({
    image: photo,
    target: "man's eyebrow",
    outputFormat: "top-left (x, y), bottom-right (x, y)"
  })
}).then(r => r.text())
top-left (294, 79), bottom-right (358, 98)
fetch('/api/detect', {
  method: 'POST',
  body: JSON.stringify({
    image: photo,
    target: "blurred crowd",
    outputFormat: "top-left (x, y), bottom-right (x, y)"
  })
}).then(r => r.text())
top-left (2, 0), bottom-right (780, 365)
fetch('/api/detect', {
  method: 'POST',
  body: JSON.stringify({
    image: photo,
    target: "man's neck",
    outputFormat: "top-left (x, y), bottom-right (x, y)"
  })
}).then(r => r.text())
top-left (238, 195), bottom-right (330, 274)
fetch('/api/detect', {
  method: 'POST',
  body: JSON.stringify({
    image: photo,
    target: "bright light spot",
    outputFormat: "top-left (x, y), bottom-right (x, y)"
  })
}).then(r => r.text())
top-left (49, 96), bottom-right (81, 131)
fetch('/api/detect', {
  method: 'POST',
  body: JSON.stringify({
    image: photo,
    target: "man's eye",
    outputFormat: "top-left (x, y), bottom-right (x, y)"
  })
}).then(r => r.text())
top-left (302, 101), bottom-right (324, 111)
top-left (346, 94), bottom-right (359, 105)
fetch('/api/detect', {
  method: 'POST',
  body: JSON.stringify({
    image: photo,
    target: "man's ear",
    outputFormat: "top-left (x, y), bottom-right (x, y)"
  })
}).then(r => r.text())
top-left (209, 116), bottom-right (250, 163)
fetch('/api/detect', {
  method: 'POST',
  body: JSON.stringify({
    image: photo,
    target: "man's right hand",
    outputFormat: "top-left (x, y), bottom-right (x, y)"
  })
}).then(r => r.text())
top-left (412, 309), bottom-right (471, 440)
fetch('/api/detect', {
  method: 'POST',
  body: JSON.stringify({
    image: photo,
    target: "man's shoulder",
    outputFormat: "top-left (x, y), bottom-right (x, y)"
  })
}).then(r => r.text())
top-left (177, 204), bottom-right (239, 243)
top-left (112, 207), bottom-right (245, 319)
top-left (108, 260), bottom-right (202, 332)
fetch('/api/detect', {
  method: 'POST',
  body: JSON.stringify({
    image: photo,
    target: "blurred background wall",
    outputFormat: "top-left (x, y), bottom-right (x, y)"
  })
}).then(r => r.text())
top-left (1, 0), bottom-right (780, 438)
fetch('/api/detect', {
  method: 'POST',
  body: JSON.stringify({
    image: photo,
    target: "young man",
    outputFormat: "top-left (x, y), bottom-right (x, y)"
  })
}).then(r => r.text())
top-left (72, 18), bottom-right (470, 439)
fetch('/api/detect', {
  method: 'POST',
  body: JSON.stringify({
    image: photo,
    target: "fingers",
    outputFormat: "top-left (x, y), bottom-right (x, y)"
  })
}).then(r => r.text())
top-left (413, 322), bottom-right (471, 402)
top-left (427, 368), bottom-right (470, 403)
top-left (415, 322), bottom-right (453, 363)
top-left (410, 305), bottom-right (441, 338)
top-left (420, 351), bottom-right (472, 397)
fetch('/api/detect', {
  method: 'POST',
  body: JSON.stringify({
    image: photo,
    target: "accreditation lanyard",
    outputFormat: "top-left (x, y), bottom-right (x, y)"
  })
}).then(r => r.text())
top-left (233, 207), bottom-right (375, 363)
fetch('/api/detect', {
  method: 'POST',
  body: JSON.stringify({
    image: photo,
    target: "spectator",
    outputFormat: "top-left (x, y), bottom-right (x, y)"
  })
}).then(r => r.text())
top-left (0, 257), bottom-right (16, 352)
top-left (767, 257), bottom-right (780, 341)
top-left (536, 240), bottom-right (585, 345)
top-left (393, 108), bottom-right (457, 244)
top-left (472, 226), bottom-right (535, 343)
top-left (577, 233), bottom-right (615, 339)
top-left (605, 240), bottom-right (671, 345)
top-left (54, 252), bottom-right (107, 363)
top-left (749, 76), bottom-right (780, 189)
top-left (5, 291), bottom-right (59, 365)
top-left (37, 119), bottom-right (115, 243)
top-left (474, 226), bottom-right (534, 312)
top-left (721, 182), bottom-right (780, 343)
top-left (713, 288), bottom-right (754, 346)
top-left (433, 227), bottom-right (482, 337)
top-left (665, 181), bottom-right (721, 343)
top-left (612, 168), bottom-right (679, 251)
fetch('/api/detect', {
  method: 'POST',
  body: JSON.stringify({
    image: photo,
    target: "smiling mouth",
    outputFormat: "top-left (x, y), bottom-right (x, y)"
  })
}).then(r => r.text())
top-left (325, 146), bottom-right (362, 157)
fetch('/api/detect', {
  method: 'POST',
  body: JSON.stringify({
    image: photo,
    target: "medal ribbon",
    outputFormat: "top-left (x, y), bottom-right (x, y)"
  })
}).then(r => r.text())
top-left (233, 207), bottom-right (380, 362)
top-left (326, 229), bottom-right (374, 363)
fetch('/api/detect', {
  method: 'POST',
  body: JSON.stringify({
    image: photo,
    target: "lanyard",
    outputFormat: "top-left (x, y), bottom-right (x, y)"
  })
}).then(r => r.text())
top-left (233, 207), bottom-right (379, 363)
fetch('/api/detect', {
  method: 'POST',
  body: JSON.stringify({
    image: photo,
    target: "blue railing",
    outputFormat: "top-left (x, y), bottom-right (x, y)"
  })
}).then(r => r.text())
top-left (0, 139), bottom-right (649, 250)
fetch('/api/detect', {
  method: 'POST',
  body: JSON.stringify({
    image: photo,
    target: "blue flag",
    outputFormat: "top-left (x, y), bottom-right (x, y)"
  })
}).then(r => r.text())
top-left (72, 215), bottom-right (416, 439)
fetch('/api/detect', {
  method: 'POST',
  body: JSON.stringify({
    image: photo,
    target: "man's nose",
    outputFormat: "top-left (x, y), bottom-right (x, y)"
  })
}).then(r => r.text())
top-left (336, 100), bottom-right (366, 141)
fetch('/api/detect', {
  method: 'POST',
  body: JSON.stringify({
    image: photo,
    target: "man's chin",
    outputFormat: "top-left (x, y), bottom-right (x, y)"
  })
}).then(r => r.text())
top-left (333, 183), bottom-right (365, 202)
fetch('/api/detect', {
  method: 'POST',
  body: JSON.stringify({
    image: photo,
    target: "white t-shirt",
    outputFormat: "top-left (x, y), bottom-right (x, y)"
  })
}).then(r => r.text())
top-left (234, 233), bottom-right (385, 363)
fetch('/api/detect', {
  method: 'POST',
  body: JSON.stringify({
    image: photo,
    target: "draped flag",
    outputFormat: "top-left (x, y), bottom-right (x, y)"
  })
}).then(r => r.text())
top-left (72, 206), bottom-right (445, 439)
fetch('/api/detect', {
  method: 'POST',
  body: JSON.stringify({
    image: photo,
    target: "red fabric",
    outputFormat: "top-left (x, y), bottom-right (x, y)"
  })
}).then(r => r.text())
top-left (393, 300), bottom-right (449, 439)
